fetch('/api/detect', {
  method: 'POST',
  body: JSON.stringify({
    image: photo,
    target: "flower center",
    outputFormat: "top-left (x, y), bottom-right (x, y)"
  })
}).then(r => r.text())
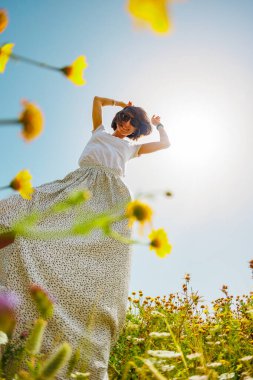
top-left (133, 206), bottom-right (149, 221)
top-left (150, 238), bottom-right (161, 248)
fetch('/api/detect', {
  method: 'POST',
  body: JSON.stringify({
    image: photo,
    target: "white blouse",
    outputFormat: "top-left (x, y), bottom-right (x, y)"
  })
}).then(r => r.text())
top-left (78, 124), bottom-right (142, 177)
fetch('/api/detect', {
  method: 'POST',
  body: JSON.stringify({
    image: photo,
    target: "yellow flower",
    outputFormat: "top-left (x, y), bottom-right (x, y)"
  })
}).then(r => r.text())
top-left (18, 100), bottom-right (44, 142)
top-left (0, 42), bottom-right (14, 73)
top-left (0, 9), bottom-right (8, 33)
top-left (61, 56), bottom-right (88, 86)
top-left (126, 0), bottom-right (172, 34)
top-left (125, 199), bottom-right (153, 235)
top-left (10, 169), bottom-right (34, 200)
top-left (148, 228), bottom-right (172, 258)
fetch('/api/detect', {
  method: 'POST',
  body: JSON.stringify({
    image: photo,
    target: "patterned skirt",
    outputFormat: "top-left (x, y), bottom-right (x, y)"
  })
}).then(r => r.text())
top-left (0, 162), bottom-right (133, 380)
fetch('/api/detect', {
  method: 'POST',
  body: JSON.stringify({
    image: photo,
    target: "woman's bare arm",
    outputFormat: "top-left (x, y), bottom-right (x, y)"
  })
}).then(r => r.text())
top-left (94, 96), bottom-right (129, 108)
top-left (138, 115), bottom-right (170, 155)
top-left (92, 96), bottom-right (131, 130)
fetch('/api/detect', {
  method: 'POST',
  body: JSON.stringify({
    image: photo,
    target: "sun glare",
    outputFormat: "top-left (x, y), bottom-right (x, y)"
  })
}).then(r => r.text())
top-left (172, 98), bottom-right (229, 173)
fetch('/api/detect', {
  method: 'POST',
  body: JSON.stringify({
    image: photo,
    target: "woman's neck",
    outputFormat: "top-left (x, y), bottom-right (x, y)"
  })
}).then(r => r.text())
top-left (112, 130), bottom-right (125, 139)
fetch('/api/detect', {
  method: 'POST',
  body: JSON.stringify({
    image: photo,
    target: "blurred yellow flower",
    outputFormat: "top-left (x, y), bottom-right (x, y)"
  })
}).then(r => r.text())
top-left (0, 9), bottom-right (8, 33)
top-left (10, 169), bottom-right (34, 200)
top-left (0, 44), bottom-right (88, 86)
top-left (61, 56), bottom-right (88, 86)
top-left (126, 0), bottom-right (172, 34)
top-left (125, 199), bottom-right (153, 234)
top-left (148, 228), bottom-right (172, 258)
top-left (0, 43), bottom-right (14, 73)
top-left (18, 100), bottom-right (44, 142)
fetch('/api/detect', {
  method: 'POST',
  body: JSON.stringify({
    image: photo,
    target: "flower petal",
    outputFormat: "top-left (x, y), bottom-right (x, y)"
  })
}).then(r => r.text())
top-left (127, 0), bottom-right (173, 34)
top-left (0, 42), bottom-right (14, 73)
top-left (0, 9), bottom-right (9, 34)
top-left (62, 56), bottom-right (88, 86)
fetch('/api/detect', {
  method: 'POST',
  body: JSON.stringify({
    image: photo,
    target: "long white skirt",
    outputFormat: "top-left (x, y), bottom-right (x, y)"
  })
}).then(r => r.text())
top-left (0, 162), bottom-right (133, 379)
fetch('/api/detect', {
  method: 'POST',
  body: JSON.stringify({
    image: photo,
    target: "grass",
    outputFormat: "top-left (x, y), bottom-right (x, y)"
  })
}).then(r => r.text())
top-left (108, 278), bottom-right (253, 379)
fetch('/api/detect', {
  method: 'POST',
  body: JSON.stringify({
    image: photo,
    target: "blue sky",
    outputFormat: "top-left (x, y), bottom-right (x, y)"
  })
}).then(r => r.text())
top-left (1, 0), bottom-right (253, 301)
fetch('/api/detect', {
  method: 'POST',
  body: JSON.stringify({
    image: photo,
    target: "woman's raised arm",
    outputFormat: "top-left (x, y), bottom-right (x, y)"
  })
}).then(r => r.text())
top-left (137, 115), bottom-right (170, 155)
top-left (92, 96), bottom-right (131, 130)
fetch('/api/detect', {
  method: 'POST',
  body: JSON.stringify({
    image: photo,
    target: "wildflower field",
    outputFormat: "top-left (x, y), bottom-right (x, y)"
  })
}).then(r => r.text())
top-left (0, 272), bottom-right (252, 379)
top-left (108, 274), bottom-right (253, 379)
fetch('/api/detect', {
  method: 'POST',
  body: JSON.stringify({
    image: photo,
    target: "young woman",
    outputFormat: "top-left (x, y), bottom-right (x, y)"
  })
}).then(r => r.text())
top-left (0, 96), bottom-right (170, 379)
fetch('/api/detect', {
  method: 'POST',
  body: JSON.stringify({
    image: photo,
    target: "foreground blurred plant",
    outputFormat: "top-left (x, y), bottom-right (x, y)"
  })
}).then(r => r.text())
top-left (0, 99), bottom-right (44, 142)
top-left (0, 169), bottom-right (34, 200)
top-left (125, 199), bottom-right (153, 235)
top-left (148, 228), bottom-right (172, 258)
top-left (0, 42), bottom-right (14, 72)
top-left (0, 9), bottom-right (8, 34)
top-left (0, 42), bottom-right (88, 85)
top-left (29, 284), bottom-right (55, 320)
top-left (0, 189), bottom-right (173, 259)
top-left (0, 291), bottom-right (20, 337)
top-left (0, 285), bottom-right (74, 379)
top-left (126, 0), bottom-right (173, 34)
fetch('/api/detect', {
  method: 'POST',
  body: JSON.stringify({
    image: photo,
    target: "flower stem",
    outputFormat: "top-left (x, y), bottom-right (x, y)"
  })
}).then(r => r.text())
top-left (10, 53), bottom-right (60, 72)
top-left (106, 228), bottom-right (136, 245)
top-left (0, 185), bottom-right (10, 191)
top-left (0, 119), bottom-right (19, 125)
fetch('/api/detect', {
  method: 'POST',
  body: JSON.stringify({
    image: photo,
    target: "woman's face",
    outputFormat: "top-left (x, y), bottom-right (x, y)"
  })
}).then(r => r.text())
top-left (116, 111), bottom-right (137, 136)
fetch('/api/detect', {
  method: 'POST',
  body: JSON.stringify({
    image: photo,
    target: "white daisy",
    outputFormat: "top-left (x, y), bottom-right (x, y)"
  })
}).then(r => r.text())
top-left (147, 357), bottom-right (167, 365)
top-left (219, 373), bottom-right (235, 380)
top-left (186, 353), bottom-right (202, 360)
top-left (147, 350), bottom-right (182, 359)
top-left (239, 355), bottom-right (253, 362)
top-left (70, 372), bottom-right (91, 379)
top-left (160, 364), bottom-right (175, 372)
top-left (149, 331), bottom-right (170, 338)
top-left (132, 337), bottom-right (145, 344)
top-left (0, 331), bottom-right (8, 345)
top-left (126, 336), bottom-right (145, 344)
top-left (207, 362), bottom-right (222, 368)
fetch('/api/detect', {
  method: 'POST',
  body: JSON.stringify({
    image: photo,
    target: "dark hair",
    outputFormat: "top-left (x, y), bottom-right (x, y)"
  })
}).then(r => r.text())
top-left (111, 106), bottom-right (152, 141)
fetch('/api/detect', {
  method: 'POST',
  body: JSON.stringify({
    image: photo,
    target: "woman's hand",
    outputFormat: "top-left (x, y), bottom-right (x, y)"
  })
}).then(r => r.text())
top-left (151, 114), bottom-right (161, 126)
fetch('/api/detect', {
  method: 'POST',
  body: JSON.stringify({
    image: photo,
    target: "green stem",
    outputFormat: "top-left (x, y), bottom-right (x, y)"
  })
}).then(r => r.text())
top-left (13, 226), bottom-right (71, 241)
top-left (7, 195), bottom-right (144, 247)
top-left (121, 360), bottom-right (140, 380)
top-left (136, 357), bottom-right (167, 380)
top-left (0, 119), bottom-right (19, 125)
top-left (161, 315), bottom-right (189, 374)
top-left (0, 185), bottom-right (10, 191)
top-left (106, 228), bottom-right (138, 245)
top-left (10, 52), bottom-right (60, 72)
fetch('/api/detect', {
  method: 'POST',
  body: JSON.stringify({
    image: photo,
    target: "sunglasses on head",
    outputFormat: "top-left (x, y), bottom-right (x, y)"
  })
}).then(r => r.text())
top-left (119, 111), bottom-right (134, 122)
